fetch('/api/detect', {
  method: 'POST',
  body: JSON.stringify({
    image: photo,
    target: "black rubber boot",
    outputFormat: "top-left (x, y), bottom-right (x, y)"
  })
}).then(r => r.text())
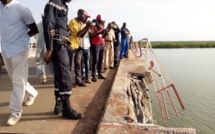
top-left (54, 97), bottom-right (62, 115)
top-left (62, 98), bottom-right (84, 119)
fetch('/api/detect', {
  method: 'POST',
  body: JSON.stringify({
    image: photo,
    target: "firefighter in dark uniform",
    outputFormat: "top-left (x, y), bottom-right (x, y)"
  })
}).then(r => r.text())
top-left (43, 0), bottom-right (83, 119)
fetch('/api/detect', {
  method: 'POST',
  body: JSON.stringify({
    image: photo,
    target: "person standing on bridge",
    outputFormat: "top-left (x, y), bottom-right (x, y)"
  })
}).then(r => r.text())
top-left (0, 0), bottom-right (39, 126)
top-left (43, 0), bottom-right (83, 119)
top-left (67, 9), bottom-right (91, 87)
top-left (120, 22), bottom-right (130, 59)
top-left (89, 14), bottom-right (107, 82)
top-left (35, 14), bottom-right (54, 84)
top-left (112, 21), bottom-right (121, 67)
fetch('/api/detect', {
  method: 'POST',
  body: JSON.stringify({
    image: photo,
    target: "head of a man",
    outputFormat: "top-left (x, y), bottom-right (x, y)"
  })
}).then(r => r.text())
top-left (77, 9), bottom-right (90, 23)
top-left (1, 0), bottom-right (12, 5)
top-left (107, 23), bottom-right (112, 30)
top-left (123, 22), bottom-right (127, 28)
top-left (96, 14), bottom-right (105, 26)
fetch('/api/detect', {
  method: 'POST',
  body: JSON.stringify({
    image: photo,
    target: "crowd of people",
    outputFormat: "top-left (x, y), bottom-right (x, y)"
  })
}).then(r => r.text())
top-left (0, 0), bottom-right (132, 126)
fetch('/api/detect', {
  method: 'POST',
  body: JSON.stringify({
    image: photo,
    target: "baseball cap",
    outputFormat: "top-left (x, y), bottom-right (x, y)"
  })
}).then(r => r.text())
top-left (84, 12), bottom-right (90, 18)
top-left (96, 14), bottom-right (105, 22)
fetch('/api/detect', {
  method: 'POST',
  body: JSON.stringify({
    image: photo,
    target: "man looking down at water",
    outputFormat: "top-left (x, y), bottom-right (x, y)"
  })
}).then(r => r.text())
top-left (0, 0), bottom-right (39, 125)
top-left (43, 0), bottom-right (83, 119)
top-left (89, 14), bottom-right (106, 82)
top-left (67, 9), bottom-right (91, 87)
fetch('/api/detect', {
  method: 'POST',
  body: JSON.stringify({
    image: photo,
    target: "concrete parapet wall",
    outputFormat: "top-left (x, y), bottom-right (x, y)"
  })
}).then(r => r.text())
top-left (96, 50), bottom-right (197, 134)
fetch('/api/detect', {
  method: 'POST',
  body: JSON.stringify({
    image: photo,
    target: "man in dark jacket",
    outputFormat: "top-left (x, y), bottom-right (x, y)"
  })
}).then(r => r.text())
top-left (43, 0), bottom-right (83, 120)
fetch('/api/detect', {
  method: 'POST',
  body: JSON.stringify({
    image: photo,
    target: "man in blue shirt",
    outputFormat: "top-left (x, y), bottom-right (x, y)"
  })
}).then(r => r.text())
top-left (43, 0), bottom-right (83, 120)
top-left (120, 22), bottom-right (130, 59)
top-left (0, 0), bottom-right (39, 126)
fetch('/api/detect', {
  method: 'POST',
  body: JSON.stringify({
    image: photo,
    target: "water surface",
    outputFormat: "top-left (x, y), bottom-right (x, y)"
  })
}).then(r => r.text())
top-left (147, 48), bottom-right (215, 134)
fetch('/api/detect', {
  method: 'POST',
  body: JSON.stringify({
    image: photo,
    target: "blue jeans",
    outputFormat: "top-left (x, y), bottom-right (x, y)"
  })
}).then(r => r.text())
top-left (82, 49), bottom-right (90, 79)
top-left (120, 38), bottom-right (129, 58)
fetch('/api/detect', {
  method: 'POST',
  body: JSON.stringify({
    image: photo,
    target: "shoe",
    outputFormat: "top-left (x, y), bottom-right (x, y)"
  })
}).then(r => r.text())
top-left (124, 56), bottom-right (129, 58)
top-left (7, 113), bottom-right (22, 126)
top-left (109, 67), bottom-right (115, 69)
top-left (62, 99), bottom-right (84, 119)
top-left (120, 57), bottom-right (124, 59)
top-left (24, 91), bottom-right (38, 106)
top-left (73, 83), bottom-right (77, 88)
top-left (40, 79), bottom-right (47, 84)
top-left (98, 74), bottom-right (106, 79)
top-left (40, 75), bottom-right (47, 84)
top-left (77, 83), bottom-right (86, 87)
top-left (85, 79), bottom-right (92, 83)
top-left (104, 67), bottom-right (107, 70)
top-left (54, 98), bottom-right (62, 115)
top-left (92, 77), bottom-right (97, 82)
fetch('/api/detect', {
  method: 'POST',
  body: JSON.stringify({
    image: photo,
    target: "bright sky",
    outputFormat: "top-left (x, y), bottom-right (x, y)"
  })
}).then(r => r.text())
top-left (19, 0), bottom-right (215, 41)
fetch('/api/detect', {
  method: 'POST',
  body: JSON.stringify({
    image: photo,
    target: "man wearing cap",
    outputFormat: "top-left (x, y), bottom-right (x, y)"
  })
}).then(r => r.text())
top-left (68, 9), bottom-right (91, 87)
top-left (89, 14), bottom-right (106, 82)
top-left (43, 0), bottom-right (83, 119)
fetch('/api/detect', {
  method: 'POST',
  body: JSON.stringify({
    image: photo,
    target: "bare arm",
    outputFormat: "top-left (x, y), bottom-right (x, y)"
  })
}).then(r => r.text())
top-left (27, 23), bottom-right (39, 37)
top-left (89, 29), bottom-right (99, 37)
top-left (77, 22), bottom-right (91, 37)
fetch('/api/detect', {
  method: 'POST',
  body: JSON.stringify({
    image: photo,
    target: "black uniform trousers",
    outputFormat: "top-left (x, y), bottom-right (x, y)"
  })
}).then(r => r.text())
top-left (52, 40), bottom-right (72, 99)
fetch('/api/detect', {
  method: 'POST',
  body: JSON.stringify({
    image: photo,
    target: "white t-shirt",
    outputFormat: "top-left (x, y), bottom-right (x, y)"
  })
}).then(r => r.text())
top-left (80, 31), bottom-right (91, 49)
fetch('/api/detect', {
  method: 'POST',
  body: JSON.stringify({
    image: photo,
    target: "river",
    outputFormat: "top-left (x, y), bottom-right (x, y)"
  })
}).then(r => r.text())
top-left (147, 48), bottom-right (215, 134)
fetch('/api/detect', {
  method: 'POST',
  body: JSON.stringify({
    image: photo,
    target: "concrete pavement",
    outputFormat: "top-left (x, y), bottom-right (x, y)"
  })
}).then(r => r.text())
top-left (0, 58), bottom-right (117, 133)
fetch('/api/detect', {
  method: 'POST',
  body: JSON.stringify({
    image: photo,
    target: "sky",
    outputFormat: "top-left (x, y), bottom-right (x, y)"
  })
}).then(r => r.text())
top-left (19, 0), bottom-right (215, 41)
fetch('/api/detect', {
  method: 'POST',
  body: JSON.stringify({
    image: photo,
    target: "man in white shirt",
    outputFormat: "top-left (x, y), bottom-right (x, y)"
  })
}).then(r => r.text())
top-left (80, 23), bottom-right (92, 83)
top-left (35, 15), bottom-right (53, 84)
top-left (0, 0), bottom-right (39, 126)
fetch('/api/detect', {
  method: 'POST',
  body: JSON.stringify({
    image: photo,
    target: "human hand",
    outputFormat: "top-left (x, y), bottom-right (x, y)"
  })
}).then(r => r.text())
top-left (112, 21), bottom-right (116, 25)
top-left (67, 46), bottom-right (76, 50)
top-left (50, 29), bottom-right (55, 37)
top-left (44, 49), bottom-right (53, 64)
top-left (86, 20), bottom-right (92, 26)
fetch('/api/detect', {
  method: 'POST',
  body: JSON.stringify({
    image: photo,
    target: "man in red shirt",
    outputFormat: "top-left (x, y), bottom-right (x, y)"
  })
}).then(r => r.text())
top-left (89, 14), bottom-right (106, 82)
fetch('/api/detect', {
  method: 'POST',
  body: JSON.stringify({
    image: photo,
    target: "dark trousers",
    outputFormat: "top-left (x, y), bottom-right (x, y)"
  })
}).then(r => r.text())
top-left (91, 44), bottom-right (105, 78)
top-left (68, 48), bottom-right (83, 84)
top-left (114, 42), bottom-right (120, 66)
top-left (52, 41), bottom-right (72, 98)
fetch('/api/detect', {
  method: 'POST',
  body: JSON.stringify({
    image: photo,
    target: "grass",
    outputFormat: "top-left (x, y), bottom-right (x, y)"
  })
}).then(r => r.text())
top-left (137, 41), bottom-right (215, 48)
